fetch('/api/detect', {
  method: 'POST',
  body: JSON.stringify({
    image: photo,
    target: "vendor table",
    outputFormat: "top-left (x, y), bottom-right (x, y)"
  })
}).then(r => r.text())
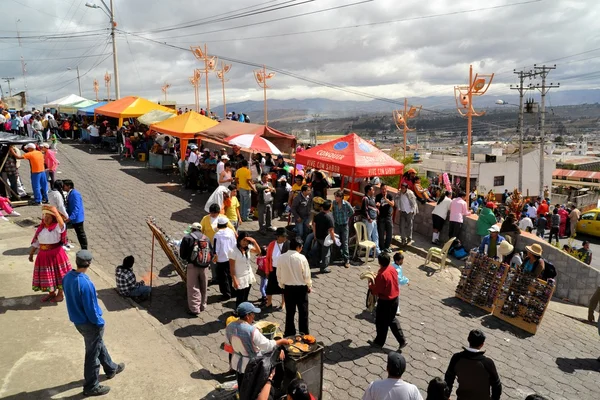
top-left (275, 344), bottom-right (324, 399)
top-left (149, 152), bottom-right (175, 170)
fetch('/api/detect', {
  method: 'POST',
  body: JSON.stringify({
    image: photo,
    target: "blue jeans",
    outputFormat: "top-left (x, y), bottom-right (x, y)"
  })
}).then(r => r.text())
top-left (239, 189), bottom-right (250, 220)
top-left (295, 219), bottom-right (310, 240)
top-left (75, 324), bottom-right (118, 392)
top-left (260, 276), bottom-right (268, 297)
top-left (30, 171), bottom-right (47, 203)
top-left (128, 285), bottom-right (151, 298)
top-left (365, 220), bottom-right (381, 256)
top-left (303, 232), bottom-right (316, 261)
top-left (335, 224), bottom-right (350, 263)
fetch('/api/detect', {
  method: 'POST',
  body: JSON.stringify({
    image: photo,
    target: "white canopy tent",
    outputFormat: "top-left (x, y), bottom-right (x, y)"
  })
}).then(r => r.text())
top-left (43, 94), bottom-right (89, 110)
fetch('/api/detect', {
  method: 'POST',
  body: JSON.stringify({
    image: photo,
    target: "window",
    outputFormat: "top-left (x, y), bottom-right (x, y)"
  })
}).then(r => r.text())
top-left (493, 176), bottom-right (505, 187)
top-left (581, 212), bottom-right (595, 220)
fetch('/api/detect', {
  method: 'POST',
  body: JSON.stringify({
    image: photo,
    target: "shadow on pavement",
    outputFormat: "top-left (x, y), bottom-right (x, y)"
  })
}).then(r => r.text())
top-left (324, 338), bottom-right (382, 364)
top-left (174, 321), bottom-right (225, 337)
top-left (479, 315), bottom-right (534, 339)
top-left (121, 166), bottom-right (181, 185)
top-left (0, 294), bottom-right (59, 313)
top-left (440, 297), bottom-right (490, 319)
top-left (2, 247), bottom-right (31, 256)
top-left (191, 367), bottom-right (235, 382)
top-left (0, 379), bottom-right (85, 400)
top-left (555, 357), bottom-right (600, 373)
top-left (96, 288), bottom-right (141, 313)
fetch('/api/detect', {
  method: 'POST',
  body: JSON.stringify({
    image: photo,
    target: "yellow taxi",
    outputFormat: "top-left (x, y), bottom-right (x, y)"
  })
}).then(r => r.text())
top-left (576, 208), bottom-right (600, 237)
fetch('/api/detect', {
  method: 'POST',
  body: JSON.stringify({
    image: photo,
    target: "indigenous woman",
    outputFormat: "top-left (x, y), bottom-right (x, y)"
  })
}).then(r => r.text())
top-left (265, 227), bottom-right (290, 309)
top-left (29, 206), bottom-right (71, 302)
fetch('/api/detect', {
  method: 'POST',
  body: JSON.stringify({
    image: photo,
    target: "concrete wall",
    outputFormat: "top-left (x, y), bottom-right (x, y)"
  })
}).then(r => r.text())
top-left (397, 200), bottom-right (600, 306)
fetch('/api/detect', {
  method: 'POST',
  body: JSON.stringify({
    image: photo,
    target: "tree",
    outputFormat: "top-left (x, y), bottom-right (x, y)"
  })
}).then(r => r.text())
top-left (554, 135), bottom-right (564, 143)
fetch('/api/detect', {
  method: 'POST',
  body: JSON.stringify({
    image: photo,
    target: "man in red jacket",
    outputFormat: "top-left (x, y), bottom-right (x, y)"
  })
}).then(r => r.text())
top-left (368, 253), bottom-right (407, 350)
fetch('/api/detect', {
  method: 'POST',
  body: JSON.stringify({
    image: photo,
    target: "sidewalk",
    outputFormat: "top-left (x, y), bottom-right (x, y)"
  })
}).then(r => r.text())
top-left (0, 219), bottom-right (215, 399)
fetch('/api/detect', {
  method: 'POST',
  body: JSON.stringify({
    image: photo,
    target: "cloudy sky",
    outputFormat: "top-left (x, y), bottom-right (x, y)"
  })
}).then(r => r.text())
top-left (1, 0), bottom-right (598, 108)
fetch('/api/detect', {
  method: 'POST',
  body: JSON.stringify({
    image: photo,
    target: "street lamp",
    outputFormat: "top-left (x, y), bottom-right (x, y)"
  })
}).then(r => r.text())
top-left (216, 62), bottom-right (232, 116)
top-left (454, 65), bottom-right (494, 197)
top-left (254, 65), bottom-right (275, 126)
top-left (67, 67), bottom-right (82, 96)
top-left (191, 44), bottom-right (218, 114)
top-left (393, 98), bottom-right (422, 159)
top-left (86, 1), bottom-right (120, 99)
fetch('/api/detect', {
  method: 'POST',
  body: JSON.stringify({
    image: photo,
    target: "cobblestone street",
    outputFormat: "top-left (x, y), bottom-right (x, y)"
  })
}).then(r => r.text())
top-left (12, 143), bottom-right (600, 400)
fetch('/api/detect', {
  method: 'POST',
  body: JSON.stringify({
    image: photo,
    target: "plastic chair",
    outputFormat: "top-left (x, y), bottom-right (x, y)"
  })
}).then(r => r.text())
top-left (353, 221), bottom-right (376, 263)
top-left (424, 237), bottom-right (456, 270)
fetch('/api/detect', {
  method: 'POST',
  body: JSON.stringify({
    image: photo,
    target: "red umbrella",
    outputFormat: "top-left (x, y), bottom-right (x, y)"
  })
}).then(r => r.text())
top-left (225, 134), bottom-right (282, 154)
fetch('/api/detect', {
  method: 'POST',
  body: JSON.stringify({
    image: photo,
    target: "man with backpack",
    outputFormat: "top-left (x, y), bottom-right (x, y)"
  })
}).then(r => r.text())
top-left (180, 222), bottom-right (213, 316)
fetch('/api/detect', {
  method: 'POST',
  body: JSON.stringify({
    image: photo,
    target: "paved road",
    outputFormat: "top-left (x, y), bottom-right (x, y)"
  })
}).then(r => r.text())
top-left (11, 143), bottom-right (600, 400)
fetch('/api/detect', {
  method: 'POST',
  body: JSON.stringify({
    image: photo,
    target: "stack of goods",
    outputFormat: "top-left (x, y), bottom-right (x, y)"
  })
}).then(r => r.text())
top-left (455, 251), bottom-right (509, 313)
top-left (493, 268), bottom-right (555, 334)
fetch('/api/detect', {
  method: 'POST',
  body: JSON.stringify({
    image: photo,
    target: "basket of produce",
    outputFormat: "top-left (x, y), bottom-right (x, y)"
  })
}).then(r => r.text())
top-left (254, 321), bottom-right (281, 340)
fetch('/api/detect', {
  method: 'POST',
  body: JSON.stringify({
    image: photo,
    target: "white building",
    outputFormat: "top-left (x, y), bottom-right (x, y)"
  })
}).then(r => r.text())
top-left (418, 147), bottom-right (555, 196)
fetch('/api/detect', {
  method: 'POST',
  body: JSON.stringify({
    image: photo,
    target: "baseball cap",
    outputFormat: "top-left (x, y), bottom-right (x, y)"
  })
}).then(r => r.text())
top-left (221, 155), bottom-right (230, 160)
top-left (488, 225), bottom-right (500, 233)
top-left (236, 302), bottom-right (261, 317)
top-left (217, 216), bottom-right (229, 226)
top-left (387, 352), bottom-right (406, 377)
top-left (25, 143), bottom-right (36, 149)
top-left (486, 202), bottom-right (497, 209)
top-left (40, 143), bottom-right (50, 148)
top-left (191, 222), bottom-right (202, 231)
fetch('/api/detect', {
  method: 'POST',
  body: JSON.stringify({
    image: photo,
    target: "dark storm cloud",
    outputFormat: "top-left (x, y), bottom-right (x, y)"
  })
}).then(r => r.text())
top-left (2, 0), bottom-right (598, 107)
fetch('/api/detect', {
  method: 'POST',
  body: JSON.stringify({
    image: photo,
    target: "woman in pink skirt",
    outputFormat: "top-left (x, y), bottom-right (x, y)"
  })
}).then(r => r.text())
top-left (29, 206), bottom-right (71, 302)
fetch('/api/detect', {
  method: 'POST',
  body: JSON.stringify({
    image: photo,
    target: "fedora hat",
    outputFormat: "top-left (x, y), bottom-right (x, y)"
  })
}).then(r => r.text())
top-left (497, 240), bottom-right (514, 257)
top-left (525, 243), bottom-right (543, 257)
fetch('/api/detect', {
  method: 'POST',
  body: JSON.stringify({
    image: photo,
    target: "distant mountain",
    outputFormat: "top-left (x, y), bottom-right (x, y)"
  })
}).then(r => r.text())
top-left (211, 89), bottom-right (600, 122)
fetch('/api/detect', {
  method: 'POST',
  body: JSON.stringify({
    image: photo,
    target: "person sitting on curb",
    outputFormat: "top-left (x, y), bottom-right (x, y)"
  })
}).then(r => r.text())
top-left (444, 329), bottom-right (502, 400)
top-left (478, 226), bottom-right (505, 259)
top-left (115, 255), bottom-right (151, 300)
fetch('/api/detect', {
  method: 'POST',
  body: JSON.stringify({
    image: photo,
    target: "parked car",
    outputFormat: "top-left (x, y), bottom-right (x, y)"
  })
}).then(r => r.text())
top-left (576, 208), bottom-right (600, 236)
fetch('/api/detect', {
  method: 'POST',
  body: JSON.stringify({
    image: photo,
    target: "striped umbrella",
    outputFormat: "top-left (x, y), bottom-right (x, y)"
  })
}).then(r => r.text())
top-left (225, 134), bottom-right (282, 155)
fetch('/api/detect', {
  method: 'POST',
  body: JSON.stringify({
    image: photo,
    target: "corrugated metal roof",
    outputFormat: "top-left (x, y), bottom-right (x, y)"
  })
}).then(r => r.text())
top-left (553, 169), bottom-right (600, 180)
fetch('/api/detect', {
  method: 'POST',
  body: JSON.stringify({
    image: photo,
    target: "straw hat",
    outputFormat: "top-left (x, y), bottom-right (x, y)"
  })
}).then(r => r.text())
top-left (525, 243), bottom-right (543, 257)
top-left (497, 240), bottom-right (514, 257)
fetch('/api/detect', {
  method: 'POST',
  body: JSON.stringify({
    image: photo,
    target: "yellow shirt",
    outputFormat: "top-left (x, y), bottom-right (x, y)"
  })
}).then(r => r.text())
top-left (292, 183), bottom-right (304, 192)
top-left (235, 167), bottom-right (252, 191)
top-left (200, 215), bottom-right (235, 241)
top-left (225, 196), bottom-right (240, 222)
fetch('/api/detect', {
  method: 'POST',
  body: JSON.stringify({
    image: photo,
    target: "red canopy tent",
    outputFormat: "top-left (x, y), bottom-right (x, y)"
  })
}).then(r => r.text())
top-left (295, 133), bottom-right (404, 177)
top-left (198, 120), bottom-right (296, 155)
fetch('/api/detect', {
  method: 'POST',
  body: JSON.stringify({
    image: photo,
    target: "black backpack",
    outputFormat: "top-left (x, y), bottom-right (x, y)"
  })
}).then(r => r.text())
top-left (540, 258), bottom-right (557, 281)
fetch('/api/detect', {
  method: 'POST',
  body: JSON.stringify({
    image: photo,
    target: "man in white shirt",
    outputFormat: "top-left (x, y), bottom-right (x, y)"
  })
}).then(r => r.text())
top-left (362, 352), bottom-right (423, 400)
top-left (518, 215), bottom-right (534, 232)
top-left (213, 216), bottom-right (237, 299)
top-left (216, 154), bottom-right (229, 176)
top-left (277, 237), bottom-right (312, 337)
top-left (396, 182), bottom-right (418, 245)
top-left (526, 203), bottom-right (537, 221)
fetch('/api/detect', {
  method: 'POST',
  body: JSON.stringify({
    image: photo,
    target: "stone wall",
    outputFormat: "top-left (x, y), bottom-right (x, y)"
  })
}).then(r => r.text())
top-left (391, 197), bottom-right (600, 306)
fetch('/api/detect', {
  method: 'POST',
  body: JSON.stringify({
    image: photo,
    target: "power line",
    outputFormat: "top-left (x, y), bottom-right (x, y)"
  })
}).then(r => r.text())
top-left (0, 53), bottom-right (111, 62)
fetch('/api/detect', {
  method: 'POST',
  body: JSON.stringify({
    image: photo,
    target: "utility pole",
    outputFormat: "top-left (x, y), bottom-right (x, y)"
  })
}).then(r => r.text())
top-left (2, 77), bottom-right (15, 96)
top-left (191, 44), bottom-right (218, 114)
top-left (533, 65), bottom-right (559, 197)
top-left (510, 69), bottom-right (534, 192)
top-left (109, 0), bottom-right (120, 99)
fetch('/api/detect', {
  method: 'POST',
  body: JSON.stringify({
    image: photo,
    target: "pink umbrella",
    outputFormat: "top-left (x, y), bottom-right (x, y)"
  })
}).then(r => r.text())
top-left (225, 134), bottom-right (282, 155)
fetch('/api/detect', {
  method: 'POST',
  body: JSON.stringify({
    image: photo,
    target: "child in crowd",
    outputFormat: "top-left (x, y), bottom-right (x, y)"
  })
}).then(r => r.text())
top-left (256, 246), bottom-right (268, 306)
top-left (392, 252), bottom-right (410, 315)
top-left (0, 195), bottom-right (20, 221)
top-left (536, 213), bottom-right (547, 238)
top-left (115, 255), bottom-right (151, 300)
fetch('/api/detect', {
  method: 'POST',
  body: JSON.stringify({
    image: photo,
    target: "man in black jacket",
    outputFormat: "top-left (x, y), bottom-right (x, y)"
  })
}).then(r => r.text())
top-left (444, 329), bottom-right (502, 400)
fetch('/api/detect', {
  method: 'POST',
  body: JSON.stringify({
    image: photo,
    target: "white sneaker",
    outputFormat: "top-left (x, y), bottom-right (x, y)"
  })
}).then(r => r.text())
top-left (62, 245), bottom-right (71, 252)
top-left (9, 211), bottom-right (20, 217)
top-left (1, 216), bottom-right (8, 221)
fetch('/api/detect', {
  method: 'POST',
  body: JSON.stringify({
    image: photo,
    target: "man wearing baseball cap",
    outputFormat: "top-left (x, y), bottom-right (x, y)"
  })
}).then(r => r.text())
top-left (362, 352), bottom-right (422, 399)
top-left (62, 250), bottom-right (124, 397)
top-left (478, 225), bottom-right (505, 259)
top-left (10, 143), bottom-right (47, 205)
top-left (224, 302), bottom-right (292, 390)
top-left (476, 202), bottom-right (498, 239)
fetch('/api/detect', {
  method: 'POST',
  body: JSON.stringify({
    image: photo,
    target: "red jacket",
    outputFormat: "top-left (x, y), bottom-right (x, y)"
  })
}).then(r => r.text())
top-left (369, 265), bottom-right (399, 300)
top-left (537, 201), bottom-right (548, 217)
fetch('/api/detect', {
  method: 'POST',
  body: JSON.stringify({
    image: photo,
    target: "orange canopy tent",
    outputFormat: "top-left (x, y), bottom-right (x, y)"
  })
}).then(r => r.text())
top-left (150, 111), bottom-right (219, 158)
top-left (198, 120), bottom-right (296, 154)
top-left (94, 96), bottom-right (175, 127)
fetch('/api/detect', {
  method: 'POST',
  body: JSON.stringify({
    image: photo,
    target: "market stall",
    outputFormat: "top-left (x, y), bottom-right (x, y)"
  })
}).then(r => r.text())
top-left (59, 99), bottom-right (98, 115)
top-left (199, 120), bottom-right (296, 155)
top-left (455, 251), bottom-right (555, 334)
top-left (295, 132), bottom-right (404, 203)
top-left (44, 94), bottom-right (89, 111)
top-left (77, 101), bottom-right (108, 117)
top-left (138, 109), bottom-right (176, 126)
top-left (149, 110), bottom-right (219, 168)
top-left (94, 96), bottom-right (176, 127)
